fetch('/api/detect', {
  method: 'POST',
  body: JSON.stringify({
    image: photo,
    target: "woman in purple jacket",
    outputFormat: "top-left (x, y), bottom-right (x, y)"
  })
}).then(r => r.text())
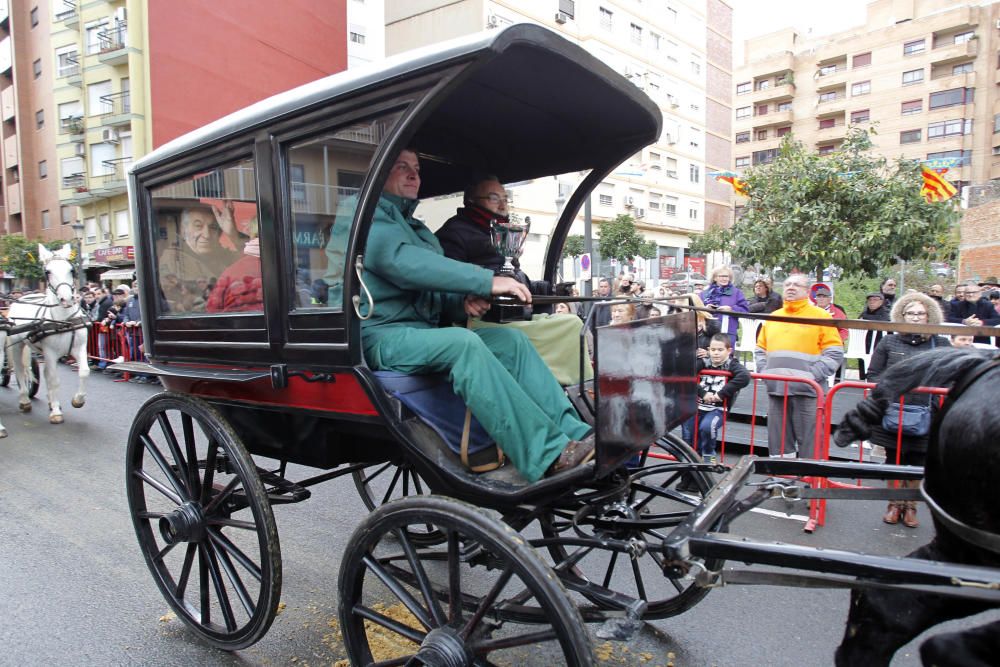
top-left (700, 265), bottom-right (749, 347)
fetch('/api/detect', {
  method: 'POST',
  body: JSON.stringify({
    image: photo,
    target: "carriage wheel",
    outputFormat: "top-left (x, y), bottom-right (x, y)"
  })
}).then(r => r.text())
top-left (352, 461), bottom-right (445, 546)
top-left (25, 356), bottom-right (39, 398)
top-left (0, 356), bottom-right (9, 387)
top-left (126, 392), bottom-right (281, 650)
top-left (539, 433), bottom-right (722, 620)
top-left (339, 496), bottom-right (594, 666)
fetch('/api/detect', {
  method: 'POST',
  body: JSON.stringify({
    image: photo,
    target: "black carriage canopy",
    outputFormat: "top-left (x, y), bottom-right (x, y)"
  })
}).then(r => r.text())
top-left (132, 23), bottom-right (662, 234)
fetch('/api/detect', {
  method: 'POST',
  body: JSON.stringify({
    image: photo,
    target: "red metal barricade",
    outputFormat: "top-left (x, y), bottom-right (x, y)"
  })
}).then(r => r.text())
top-left (86, 322), bottom-right (144, 381)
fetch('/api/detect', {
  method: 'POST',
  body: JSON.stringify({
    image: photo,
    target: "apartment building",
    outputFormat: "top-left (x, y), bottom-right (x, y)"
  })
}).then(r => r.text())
top-left (734, 0), bottom-right (999, 197)
top-left (347, 0), bottom-right (384, 68)
top-left (386, 0), bottom-right (733, 284)
top-left (8, 0), bottom-right (346, 284)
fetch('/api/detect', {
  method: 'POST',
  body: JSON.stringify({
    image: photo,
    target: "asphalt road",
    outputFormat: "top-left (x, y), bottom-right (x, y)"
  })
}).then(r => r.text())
top-left (0, 363), bottom-right (995, 666)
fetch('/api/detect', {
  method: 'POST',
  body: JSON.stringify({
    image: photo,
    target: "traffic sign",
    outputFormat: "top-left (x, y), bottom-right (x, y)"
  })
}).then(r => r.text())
top-left (580, 253), bottom-right (591, 280)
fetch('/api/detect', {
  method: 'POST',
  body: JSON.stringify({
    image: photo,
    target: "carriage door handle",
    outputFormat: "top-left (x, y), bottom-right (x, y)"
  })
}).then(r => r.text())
top-left (352, 255), bottom-right (374, 320)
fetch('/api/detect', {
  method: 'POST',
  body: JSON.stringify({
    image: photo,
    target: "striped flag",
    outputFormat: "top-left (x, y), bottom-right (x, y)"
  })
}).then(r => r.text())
top-left (709, 171), bottom-right (748, 196)
top-left (920, 165), bottom-right (957, 203)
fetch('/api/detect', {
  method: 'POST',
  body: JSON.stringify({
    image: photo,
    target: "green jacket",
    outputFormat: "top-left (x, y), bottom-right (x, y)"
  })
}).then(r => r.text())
top-left (359, 194), bottom-right (494, 348)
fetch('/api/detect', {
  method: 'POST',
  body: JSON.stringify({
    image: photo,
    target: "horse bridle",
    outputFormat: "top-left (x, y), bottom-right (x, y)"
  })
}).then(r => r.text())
top-left (921, 353), bottom-right (1000, 555)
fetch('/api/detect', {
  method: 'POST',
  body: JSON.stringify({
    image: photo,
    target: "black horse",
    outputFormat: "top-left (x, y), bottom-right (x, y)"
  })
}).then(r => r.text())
top-left (833, 347), bottom-right (1000, 666)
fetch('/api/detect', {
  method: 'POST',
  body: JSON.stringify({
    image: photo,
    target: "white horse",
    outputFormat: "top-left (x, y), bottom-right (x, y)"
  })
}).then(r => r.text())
top-left (6, 244), bottom-right (89, 426)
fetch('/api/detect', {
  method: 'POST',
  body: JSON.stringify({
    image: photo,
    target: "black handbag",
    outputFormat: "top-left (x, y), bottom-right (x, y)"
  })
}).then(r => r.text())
top-left (882, 402), bottom-right (931, 437)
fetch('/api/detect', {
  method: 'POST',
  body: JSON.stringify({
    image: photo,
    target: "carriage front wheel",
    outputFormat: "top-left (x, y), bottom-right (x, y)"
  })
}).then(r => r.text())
top-left (0, 355), bottom-right (39, 397)
top-left (339, 496), bottom-right (594, 666)
top-left (125, 392), bottom-right (281, 650)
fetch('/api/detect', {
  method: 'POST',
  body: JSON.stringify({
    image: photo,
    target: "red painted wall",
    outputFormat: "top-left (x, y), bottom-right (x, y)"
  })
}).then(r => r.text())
top-left (147, 0), bottom-right (348, 148)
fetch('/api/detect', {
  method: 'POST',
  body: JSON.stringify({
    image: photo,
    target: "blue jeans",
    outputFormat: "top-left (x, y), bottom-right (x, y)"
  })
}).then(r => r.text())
top-left (682, 408), bottom-right (724, 457)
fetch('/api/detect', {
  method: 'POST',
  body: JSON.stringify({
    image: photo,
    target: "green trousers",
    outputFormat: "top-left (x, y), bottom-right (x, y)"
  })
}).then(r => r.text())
top-left (365, 326), bottom-right (592, 482)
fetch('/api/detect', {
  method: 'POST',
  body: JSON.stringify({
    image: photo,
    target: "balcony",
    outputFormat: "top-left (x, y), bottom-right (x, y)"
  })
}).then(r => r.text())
top-left (57, 53), bottom-right (81, 86)
top-left (0, 0), bottom-right (8, 24)
top-left (815, 67), bottom-right (849, 91)
top-left (930, 37), bottom-right (978, 66)
top-left (751, 109), bottom-right (793, 129)
top-left (1, 84), bottom-right (13, 121)
top-left (6, 182), bottom-right (19, 215)
top-left (750, 80), bottom-right (794, 105)
top-left (815, 121), bottom-right (847, 143)
top-left (990, 160), bottom-right (1000, 181)
top-left (92, 157), bottom-right (130, 196)
top-left (59, 115), bottom-right (85, 140)
top-left (61, 173), bottom-right (99, 205)
top-left (99, 91), bottom-right (131, 127)
top-left (749, 50), bottom-right (794, 79)
top-left (97, 22), bottom-right (128, 66)
top-left (3, 133), bottom-right (16, 167)
top-left (56, 1), bottom-right (78, 29)
top-left (815, 93), bottom-right (847, 116)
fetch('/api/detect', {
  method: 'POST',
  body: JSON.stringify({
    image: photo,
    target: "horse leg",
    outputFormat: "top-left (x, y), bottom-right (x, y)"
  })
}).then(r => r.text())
top-left (835, 541), bottom-right (994, 666)
top-left (0, 337), bottom-right (7, 437)
top-left (70, 329), bottom-right (88, 408)
top-left (13, 342), bottom-right (31, 413)
top-left (920, 618), bottom-right (1000, 667)
top-left (41, 346), bottom-right (63, 424)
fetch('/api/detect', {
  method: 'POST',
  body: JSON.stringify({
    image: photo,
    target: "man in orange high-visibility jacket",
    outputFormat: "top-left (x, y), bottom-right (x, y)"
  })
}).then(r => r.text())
top-left (754, 274), bottom-right (844, 459)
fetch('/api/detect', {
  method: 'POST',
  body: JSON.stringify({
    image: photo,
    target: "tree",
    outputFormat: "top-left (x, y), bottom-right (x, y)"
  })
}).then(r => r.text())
top-left (690, 127), bottom-right (960, 278)
top-left (597, 215), bottom-right (658, 263)
top-left (561, 234), bottom-right (585, 259)
top-left (0, 236), bottom-right (72, 285)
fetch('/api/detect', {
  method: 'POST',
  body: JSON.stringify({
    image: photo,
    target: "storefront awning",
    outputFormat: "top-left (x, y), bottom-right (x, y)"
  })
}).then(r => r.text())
top-left (99, 268), bottom-right (136, 282)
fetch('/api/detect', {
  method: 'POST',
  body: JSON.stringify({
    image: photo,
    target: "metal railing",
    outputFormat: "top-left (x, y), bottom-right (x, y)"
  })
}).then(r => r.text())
top-left (97, 157), bottom-right (131, 188)
top-left (62, 173), bottom-right (86, 189)
top-left (57, 53), bottom-right (80, 78)
top-left (59, 116), bottom-right (84, 135)
top-left (99, 90), bottom-right (130, 118)
top-left (98, 21), bottom-right (127, 52)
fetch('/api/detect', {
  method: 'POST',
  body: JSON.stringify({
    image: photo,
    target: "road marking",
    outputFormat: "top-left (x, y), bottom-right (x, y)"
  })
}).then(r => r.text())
top-left (750, 507), bottom-right (809, 523)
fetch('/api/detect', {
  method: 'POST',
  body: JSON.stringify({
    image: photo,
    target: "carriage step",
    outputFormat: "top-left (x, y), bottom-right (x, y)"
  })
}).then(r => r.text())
top-left (257, 467), bottom-right (311, 504)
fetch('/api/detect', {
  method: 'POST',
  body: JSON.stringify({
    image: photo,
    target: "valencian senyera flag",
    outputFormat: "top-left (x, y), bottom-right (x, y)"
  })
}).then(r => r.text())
top-left (920, 164), bottom-right (958, 203)
top-left (708, 171), bottom-right (748, 196)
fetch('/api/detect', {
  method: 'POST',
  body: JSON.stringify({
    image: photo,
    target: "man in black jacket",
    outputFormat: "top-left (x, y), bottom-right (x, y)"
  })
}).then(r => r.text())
top-left (947, 281), bottom-right (1000, 344)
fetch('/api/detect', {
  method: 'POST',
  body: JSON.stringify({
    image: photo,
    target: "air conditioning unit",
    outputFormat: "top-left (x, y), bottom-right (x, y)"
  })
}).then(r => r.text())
top-left (625, 196), bottom-right (635, 207)
top-left (74, 142), bottom-right (86, 156)
top-left (635, 207), bottom-right (646, 218)
top-left (102, 128), bottom-right (119, 143)
top-left (555, 12), bottom-right (567, 24)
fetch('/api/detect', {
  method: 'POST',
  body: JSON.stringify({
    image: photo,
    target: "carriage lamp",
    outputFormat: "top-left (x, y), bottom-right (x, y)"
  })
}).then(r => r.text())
top-left (70, 221), bottom-right (84, 289)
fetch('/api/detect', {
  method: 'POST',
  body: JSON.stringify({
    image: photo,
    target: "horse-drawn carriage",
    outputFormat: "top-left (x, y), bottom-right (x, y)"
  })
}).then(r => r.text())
top-left (117, 25), bottom-right (999, 665)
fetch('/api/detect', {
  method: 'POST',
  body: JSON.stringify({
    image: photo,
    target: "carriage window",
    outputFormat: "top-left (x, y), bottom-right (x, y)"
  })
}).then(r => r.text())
top-left (150, 157), bottom-right (259, 315)
top-left (286, 112), bottom-right (402, 311)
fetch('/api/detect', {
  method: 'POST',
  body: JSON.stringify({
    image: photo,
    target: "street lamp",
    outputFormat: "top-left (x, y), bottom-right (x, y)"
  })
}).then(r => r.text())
top-left (71, 221), bottom-right (84, 289)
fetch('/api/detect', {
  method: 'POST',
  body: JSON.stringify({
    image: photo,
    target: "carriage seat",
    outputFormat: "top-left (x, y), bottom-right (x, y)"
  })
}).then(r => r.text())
top-left (373, 371), bottom-right (497, 464)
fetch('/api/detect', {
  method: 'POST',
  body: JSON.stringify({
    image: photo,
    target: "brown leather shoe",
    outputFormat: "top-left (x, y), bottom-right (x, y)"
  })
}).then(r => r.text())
top-left (547, 434), bottom-right (596, 476)
top-left (882, 503), bottom-right (901, 525)
top-left (902, 505), bottom-right (919, 528)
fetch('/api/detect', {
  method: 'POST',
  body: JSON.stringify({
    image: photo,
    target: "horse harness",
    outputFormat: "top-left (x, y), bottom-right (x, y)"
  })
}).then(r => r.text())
top-left (922, 353), bottom-right (1000, 556)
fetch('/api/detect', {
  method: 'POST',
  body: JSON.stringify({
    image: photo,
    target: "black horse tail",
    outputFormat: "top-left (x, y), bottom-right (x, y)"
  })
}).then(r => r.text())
top-left (835, 347), bottom-right (999, 447)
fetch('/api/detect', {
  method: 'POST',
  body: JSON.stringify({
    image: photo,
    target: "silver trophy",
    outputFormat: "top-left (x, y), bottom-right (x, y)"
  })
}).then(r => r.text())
top-left (489, 217), bottom-right (530, 275)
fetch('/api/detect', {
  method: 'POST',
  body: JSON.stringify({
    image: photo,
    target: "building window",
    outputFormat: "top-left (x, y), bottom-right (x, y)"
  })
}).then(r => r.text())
top-left (689, 165), bottom-right (700, 183)
top-left (901, 99), bottom-right (922, 115)
top-left (902, 69), bottom-right (923, 85)
top-left (755, 79), bottom-right (771, 91)
top-left (755, 129), bottom-right (768, 140)
top-left (853, 52), bottom-right (871, 68)
top-left (851, 80), bottom-right (871, 96)
top-left (735, 156), bottom-right (750, 168)
top-left (599, 7), bottom-right (613, 30)
top-left (735, 131), bottom-right (750, 143)
top-left (61, 206), bottom-right (73, 226)
top-left (84, 216), bottom-right (96, 243)
top-left (56, 47), bottom-right (79, 78)
top-left (777, 101), bottom-right (792, 112)
top-left (927, 149), bottom-right (971, 166)
top-left (903, 39), bottom-right (925, 55)
top-left (630, 23), bottom-right (642, 44)
top-left (929, 87), bottom-right (974, 110)
top-left (900, 129), bottom-right (922, 144)
top-left (599, 193), bottom-right (613, 206)
top-left (664, 199), bottom-right (677, 216)
top-left (650, 32), bottom-right (661, 50)
top-left (666, 6), bottom-right (677, 23)
top-left (30, 6), bottom-right (39, 27)
top-left (776, 126), bottom-right (792, 137)
top-left (952, 31), bottom-right (975, 45)
top-left (736, 106), bottom-right (751, 119)
top-left (736, 81), bottom-right (751, 95)
top-left (690, 60), bottom-right (701, 75)
top-left (752, 149), bottom-right (779, 165)
top-left (755, 103), bottom-right (768, 116)
top-left (33, 59), bottom-right (41, 79)
top-left (349, 29), bottom-right (366, 45)
top-left (953, 62), bottom-right (973, 75)
top-left (86, 22), bottom-right (108, 55)
top-left (664, 157), bottom-right (677, 178)
top-left (818, 145), bottom-right (836, 155)
top-left (35, 109), bottom-right (44, 129)
top-left (41, 210), bottom-right (50, 230)
top-left (689, 208), bottom-right (698, 220)
top-left (927, 118), bottom-right (972, 138)
top-left (87, 80), bottom-right (112, 115)
top-left (39, 160), bottom-right (47, 179)
top-left (818, 118), bottom-right (836, 129)
top-left (649, 194), bottom-right (661, 210)
top-left (818, 63), bottom-right (840, 77)
top-left (114, 209), bottom-right (129, 238)
top-left (851, 109), bottom-right (870, 123)
top-left (818, 91), bottom-right (839, 104)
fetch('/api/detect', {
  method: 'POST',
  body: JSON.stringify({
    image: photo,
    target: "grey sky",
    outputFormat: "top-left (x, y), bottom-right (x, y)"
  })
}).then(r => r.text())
top-left (731, 0), bottom-right (871, 64)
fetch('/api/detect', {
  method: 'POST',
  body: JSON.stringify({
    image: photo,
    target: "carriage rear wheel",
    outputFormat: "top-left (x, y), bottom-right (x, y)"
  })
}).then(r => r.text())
top-left (1, 355), bottom-right (40, 397)
top-left (125, 392), bottom-right (281, 650)
top-left (352, 461), bottom-right (445, 546)
top-left (339, 496), bottom-right (593, 666)
top-left (539, 433), bottom-right (723, 620)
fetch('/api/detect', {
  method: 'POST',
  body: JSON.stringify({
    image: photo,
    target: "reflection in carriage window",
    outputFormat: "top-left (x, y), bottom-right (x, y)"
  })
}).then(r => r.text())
top-left (151, 157), bottom-right (259, 315)
top-left (286, 112), bottom-right (401, 311)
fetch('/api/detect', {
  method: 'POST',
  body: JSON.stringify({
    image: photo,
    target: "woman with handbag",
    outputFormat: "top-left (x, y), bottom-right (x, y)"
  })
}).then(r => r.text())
top-left (866, 292), bottom-right (950, 528)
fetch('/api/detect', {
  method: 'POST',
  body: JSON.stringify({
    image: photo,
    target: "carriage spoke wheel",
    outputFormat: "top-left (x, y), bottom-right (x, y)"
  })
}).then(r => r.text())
top-left (539, 433), bottom-right (723, 620)
top-left (126, 392), bottom-right (281, 650)
top-left (353, 461), bottom-right (445, 546)
top-left (339, 496), bottom-right (593, 666)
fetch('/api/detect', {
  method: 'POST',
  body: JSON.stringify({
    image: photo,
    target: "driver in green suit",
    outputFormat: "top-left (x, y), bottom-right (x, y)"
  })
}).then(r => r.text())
top-left (345, 149), bottom-right (594, 482)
